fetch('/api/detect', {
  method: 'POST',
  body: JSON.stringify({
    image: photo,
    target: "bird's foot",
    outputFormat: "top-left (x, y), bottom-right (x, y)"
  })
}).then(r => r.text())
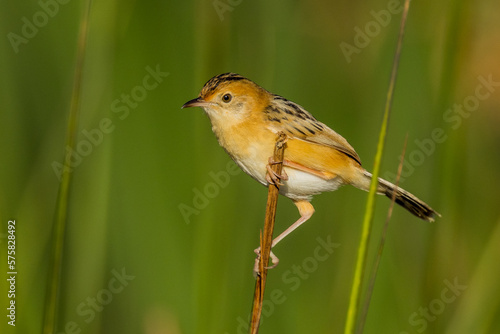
top-left (253, 247), bottom-right (280, 277)
top-left (265, 157), bottom-right (289, 185)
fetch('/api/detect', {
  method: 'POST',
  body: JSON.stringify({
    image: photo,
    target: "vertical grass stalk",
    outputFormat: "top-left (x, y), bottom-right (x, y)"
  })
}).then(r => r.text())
top-left (357, 135), bottom-right (408, 334)
top-left (343, 0), bottom-right (411, 333)
top-left (42, 1), bottom-right (92, 333)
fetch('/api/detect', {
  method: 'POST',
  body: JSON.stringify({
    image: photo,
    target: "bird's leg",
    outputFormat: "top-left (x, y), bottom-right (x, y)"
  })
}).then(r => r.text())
top-left (265, 157), bottom-right (289, 185)
top-left (253, 200), bottom-right (315, 275)
top-left (271, 200), bottom-right (315, 247)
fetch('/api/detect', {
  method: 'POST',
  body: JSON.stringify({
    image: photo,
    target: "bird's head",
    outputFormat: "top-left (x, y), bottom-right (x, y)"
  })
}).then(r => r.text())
top-left (182, 73), bottom-right (270, 124)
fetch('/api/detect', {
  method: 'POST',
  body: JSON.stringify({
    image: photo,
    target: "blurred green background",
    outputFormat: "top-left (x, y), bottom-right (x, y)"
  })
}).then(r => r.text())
top-left (1, 0), bottom-right (500, 333)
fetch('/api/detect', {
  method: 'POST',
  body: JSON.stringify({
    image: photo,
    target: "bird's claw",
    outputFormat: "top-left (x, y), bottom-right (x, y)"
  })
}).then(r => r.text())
top-left (253, 247), bottom-right (280, 277)
top-left (265, 157), bottom-right (288, 186)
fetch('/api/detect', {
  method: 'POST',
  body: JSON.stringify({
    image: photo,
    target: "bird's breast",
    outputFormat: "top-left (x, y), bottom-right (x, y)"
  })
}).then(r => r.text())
top-left (211, 118), bottom-right (274, 185)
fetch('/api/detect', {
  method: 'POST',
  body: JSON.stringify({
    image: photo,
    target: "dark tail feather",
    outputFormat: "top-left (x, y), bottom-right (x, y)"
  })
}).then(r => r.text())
top-left (361, 171), bottom-right (440, 222)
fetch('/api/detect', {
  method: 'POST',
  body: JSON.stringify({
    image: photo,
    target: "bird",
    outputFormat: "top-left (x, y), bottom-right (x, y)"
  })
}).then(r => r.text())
top-left (182, 72), bottom-right (440, 268)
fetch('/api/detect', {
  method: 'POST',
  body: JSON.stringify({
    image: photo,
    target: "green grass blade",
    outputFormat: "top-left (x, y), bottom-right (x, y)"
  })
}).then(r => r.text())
top-left (357, 135), bottom-right (408, 334)
top-left (343, 1), bottom-right (411, 333)
top-left (42, 1), bottom-right (92, 333)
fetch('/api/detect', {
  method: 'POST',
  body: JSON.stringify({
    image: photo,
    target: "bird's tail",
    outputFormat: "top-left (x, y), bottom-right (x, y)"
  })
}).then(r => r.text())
top-left (353, 170), bottom-right (440, 222)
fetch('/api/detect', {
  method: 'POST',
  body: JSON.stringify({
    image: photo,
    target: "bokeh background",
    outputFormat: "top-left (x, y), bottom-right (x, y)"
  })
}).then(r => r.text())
top-left (1, 0), bottom-right (500, 333)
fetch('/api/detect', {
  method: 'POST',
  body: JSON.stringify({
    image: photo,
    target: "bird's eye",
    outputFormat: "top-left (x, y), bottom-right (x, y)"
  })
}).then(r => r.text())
top-left (222, 93), bottom-right (232, 103)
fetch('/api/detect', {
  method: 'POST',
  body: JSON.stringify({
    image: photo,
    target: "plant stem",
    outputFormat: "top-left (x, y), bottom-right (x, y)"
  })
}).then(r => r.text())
top-left (357, 134), bottom-right (408, 334)
top-left (249, 132), bottom-right (287, 334)
top-left (343, 0), bottom-right (411, 333)
top-left (42, 1), bottom-right (92, 333)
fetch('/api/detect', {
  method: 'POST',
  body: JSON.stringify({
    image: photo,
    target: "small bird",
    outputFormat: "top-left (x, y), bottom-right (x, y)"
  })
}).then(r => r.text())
top-left (183, 73), bottom-right (439, 267)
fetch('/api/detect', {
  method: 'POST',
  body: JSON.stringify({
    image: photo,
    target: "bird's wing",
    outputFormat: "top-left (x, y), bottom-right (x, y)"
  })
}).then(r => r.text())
top-left (264, 96), bottom-right (362, 166)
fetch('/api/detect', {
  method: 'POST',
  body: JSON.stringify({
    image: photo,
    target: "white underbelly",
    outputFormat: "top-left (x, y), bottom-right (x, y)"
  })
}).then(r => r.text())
top-left (279, 167), bottom-right (345, 200)
top-left (235, 158), bottom-right (345, 201)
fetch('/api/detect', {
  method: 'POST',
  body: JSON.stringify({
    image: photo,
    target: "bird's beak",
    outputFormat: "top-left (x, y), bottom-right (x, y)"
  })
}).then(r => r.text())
top-left (182, 97), bottom-right (210, 109)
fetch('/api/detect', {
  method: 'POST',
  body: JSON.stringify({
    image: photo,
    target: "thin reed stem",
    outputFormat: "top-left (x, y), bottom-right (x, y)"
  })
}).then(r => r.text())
top-left (249, 132), bottom-right (287, 334)
top-left (42, 1), bottom-right (92, 333)
top-left (357, 134), bottom-right (408, 334)
top-left (343, 0), bottom-right (411, 333)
